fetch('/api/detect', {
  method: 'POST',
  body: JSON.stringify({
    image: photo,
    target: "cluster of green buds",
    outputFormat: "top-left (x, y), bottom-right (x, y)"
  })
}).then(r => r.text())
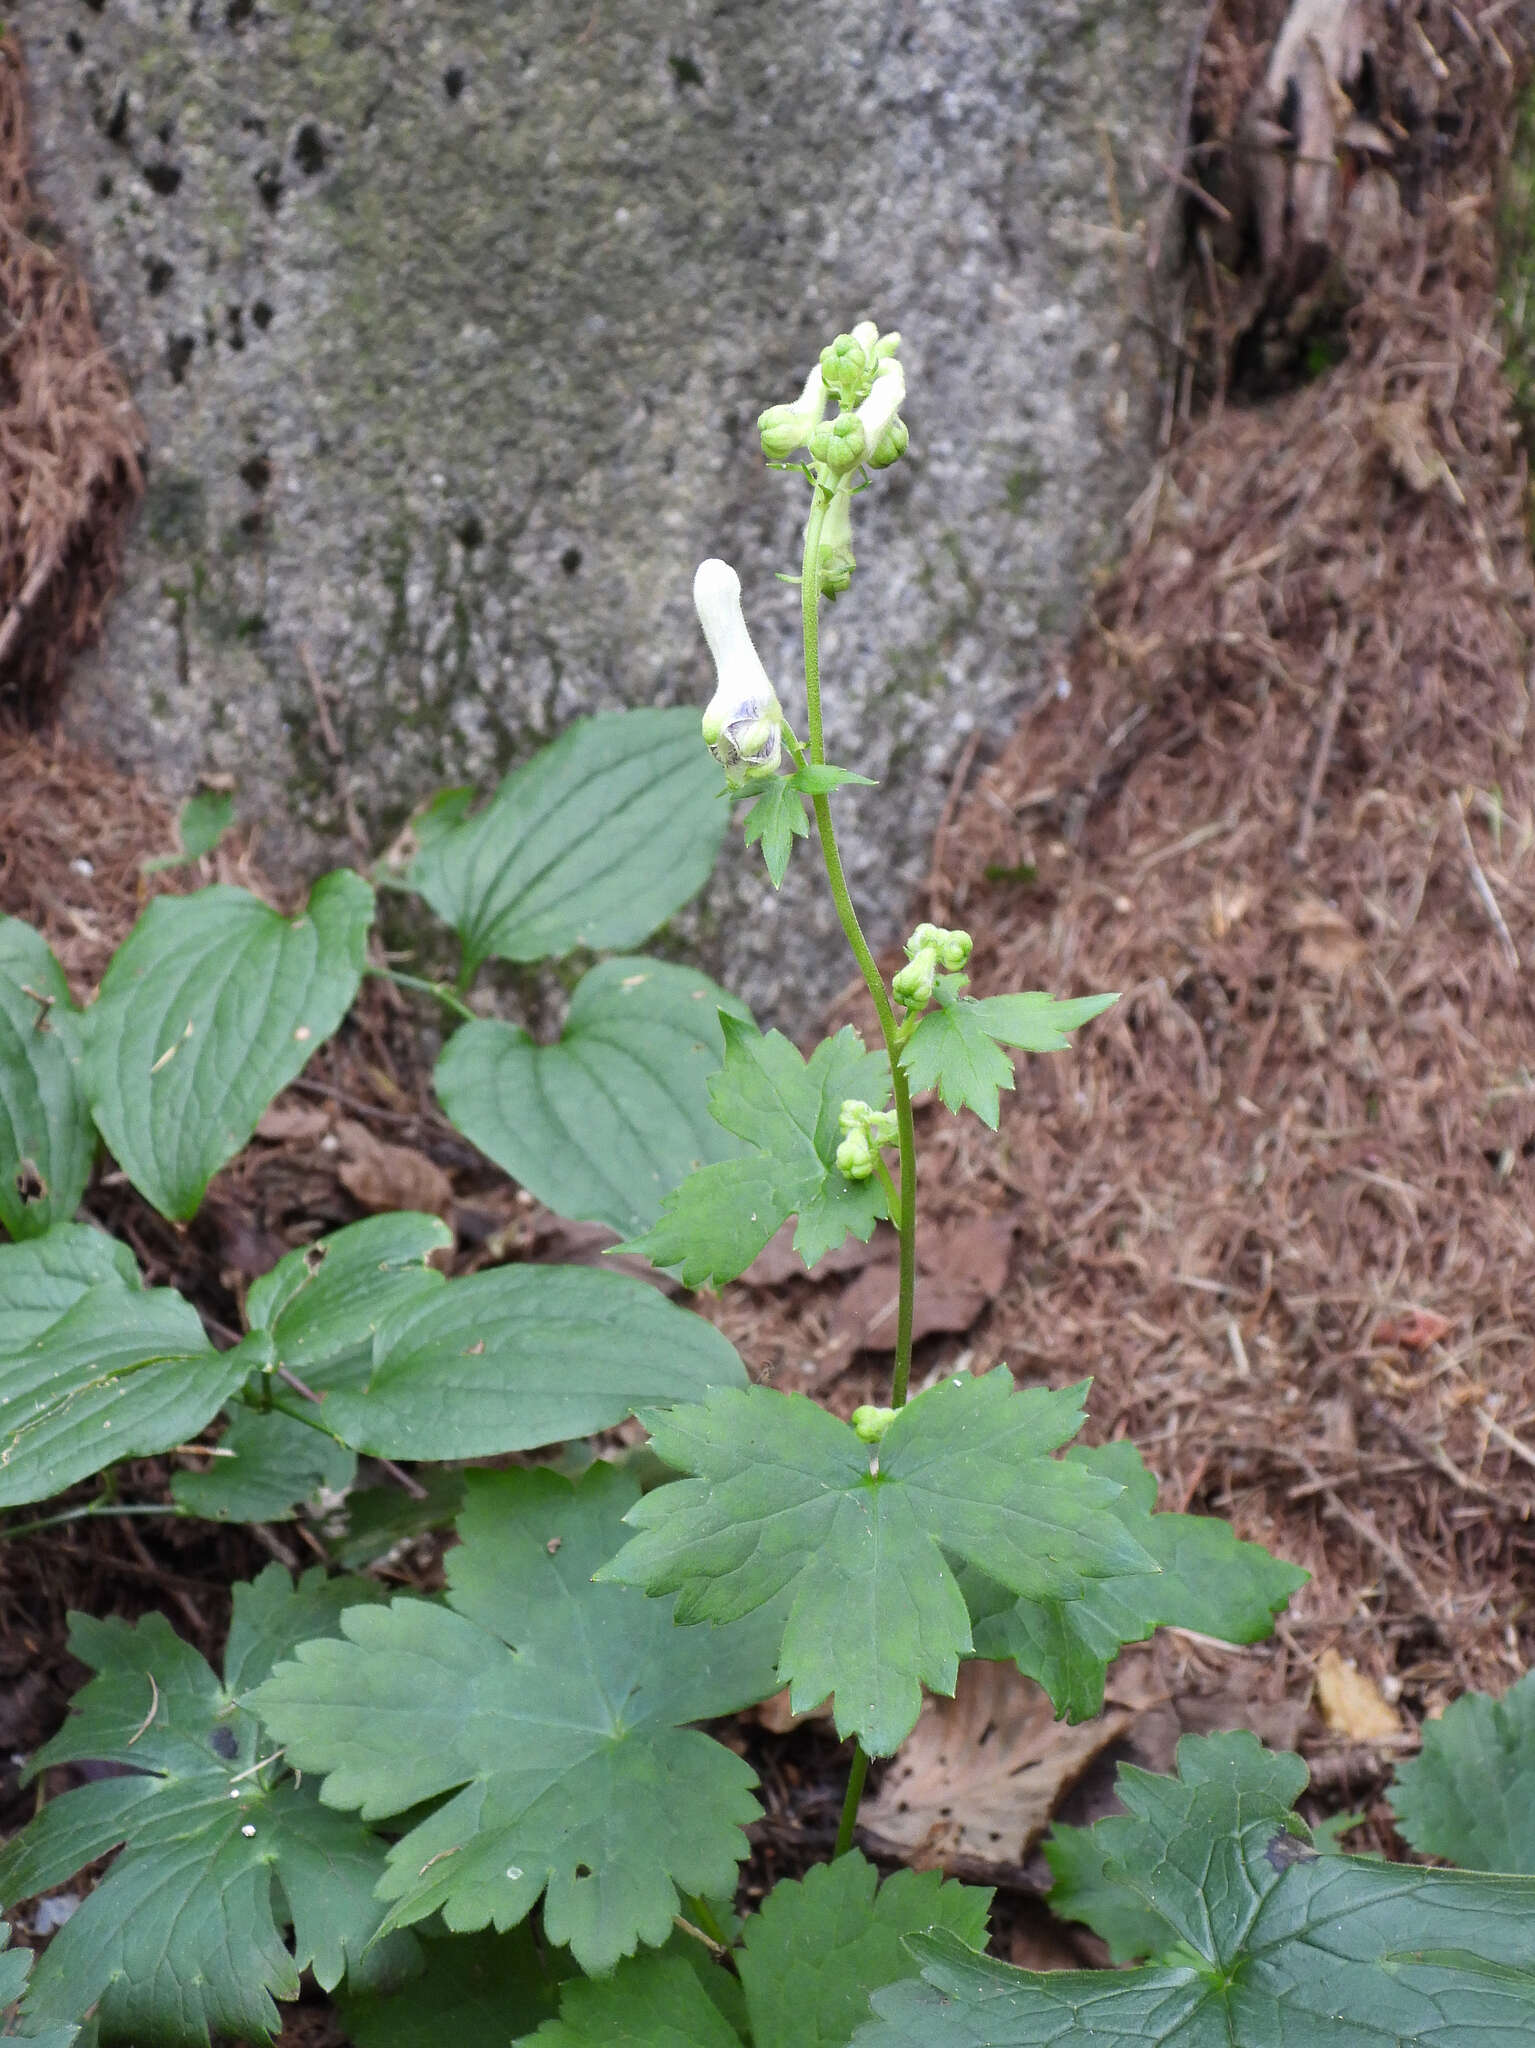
top-left (695, 558), bottom-right (786, 790)
top-left (892, 922), bottom-right (973, 1012)
top-left (755, 321), bottom-right (908, 599)
top-left (835, 1097), bottom-right (898, 1181)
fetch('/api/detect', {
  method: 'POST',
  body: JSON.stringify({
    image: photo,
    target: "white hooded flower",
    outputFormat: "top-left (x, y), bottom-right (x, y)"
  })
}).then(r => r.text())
top-left (694, 559), bottom-right (784, 786)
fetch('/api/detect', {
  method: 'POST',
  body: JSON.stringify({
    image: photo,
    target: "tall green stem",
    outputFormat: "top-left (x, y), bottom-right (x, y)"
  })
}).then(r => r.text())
top-left (798, 485), bottom-right (918, 1408)
top-left (799, 480), bottom-right (922, 1864)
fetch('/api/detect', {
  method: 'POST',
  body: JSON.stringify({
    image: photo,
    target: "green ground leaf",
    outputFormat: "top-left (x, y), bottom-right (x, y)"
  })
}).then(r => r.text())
top-left (600, 1373), bottom-right (1152, 1755)
top-left (0, 1222), bottom-right (139, 1342)
top-left (900, 986), bottom-right (1117, 1129)
top-left (1390, 1671), bottom-right (1535, 1872)
top-left (339, 1929), bottom-right (569, 2048)
top-left (246, 1212), bottom-right (452, 1396)
top-left (171, 1403), bottom-right (357, 1522)
top-left (521, 1953), bottom-right (741, 2048)
top-left (327, 1466), bottom-right (466, 1569)
top-left (0, 918), bottom-right (94, 1241)
top-left (737, 1853), bottom-right (990, 2048)
top-left (252, 1465), bottom-right (781, 1975)
top-left (0, 1283), bottom-right (257, 1511)
top-left (141, 791), bottom-right (237, 873)
top-left (436, 958), bottom-right (754, 1237)
top-left (858, 1732), bottom-right (1535, 2046)
top-left (0, 1567), bottom-right (404, 2048)
top-left (319, 1263), bottom-right (744, 1459)
top-left (0, 1922), bottom-right (76, 2048)
top-left (622, 1020), bottom-right (890, 1286)
top-left (963, 1440), bottom-right (1306, 1720)
top-left (406, 709), bottom-right (725, 976)
top-left (81, 873), bottom-right (374, 1221)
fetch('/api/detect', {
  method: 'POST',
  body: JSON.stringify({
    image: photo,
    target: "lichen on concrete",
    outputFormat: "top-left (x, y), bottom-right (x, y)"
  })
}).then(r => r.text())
top-left (18, 0), bottom-right (1205, 1025)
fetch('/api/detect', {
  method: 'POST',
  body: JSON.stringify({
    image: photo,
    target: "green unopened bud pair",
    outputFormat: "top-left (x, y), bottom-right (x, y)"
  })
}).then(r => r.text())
top-left (758, 363), bottom-right (829, 462)
top-left (695, 558), bottom-right (785, 788)
top-left (758, 325), bottom-right (908, 477)
top-left (892, 923), bottom-right (972, 1010)
top-left (835, 1097), bottom-right (898, 1181)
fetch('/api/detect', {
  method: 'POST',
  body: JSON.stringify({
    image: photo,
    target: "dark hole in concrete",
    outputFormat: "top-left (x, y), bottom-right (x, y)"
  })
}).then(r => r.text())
top-left (456, 513), bottom-right (485, 550)
top-left (226, 304), bottom-right (246, 351)
top-left (293, 121), bottom-right (327, 175)
top-left (166, 334), bottom-right (196, 385)
top-left (668, 52), bottom-right (705, 87)
top-left (145, 256), bottom-right (175, 296)
top-left (157, 119), bottom-right (174, 146)
top-left (239, 508), bottom-right (265, 536)
top-left (65, 29), bottom-right (84, 54)
top-left (82, 0), bottom-right (106, 12)
top-left (560, 546), bottom-right (582, 576)
top-left (226, 0), bottom-right (255, 25)
top-left (96, 173), bottom-right (113, 199)
top-left (239, 453), bottom-right (272, 493)
top-left (144, 161), bottom-right (183, 198)
top-left (443, 65), bottom-right (467, 100)
top-left (254, 165), bottom-right (283, 213)
top-left (241, 113), bottom-right (267, 136)
top-left (104, 90), bottom-right (129, 146)
top-left (251, 299), bottom-right (273, 330)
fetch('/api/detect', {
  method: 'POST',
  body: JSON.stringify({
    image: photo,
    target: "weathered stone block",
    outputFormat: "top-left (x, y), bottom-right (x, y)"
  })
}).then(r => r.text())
top-left (19, 0), bottom-right (1200, 1024)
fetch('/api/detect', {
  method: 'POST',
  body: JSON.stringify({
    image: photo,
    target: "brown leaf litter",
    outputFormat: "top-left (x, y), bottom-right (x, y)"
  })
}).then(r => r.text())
top-left (0, 32), bottom-right (143, 723)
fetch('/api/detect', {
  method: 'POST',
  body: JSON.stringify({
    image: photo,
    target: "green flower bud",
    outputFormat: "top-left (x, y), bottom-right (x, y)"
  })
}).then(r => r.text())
top-left (904, 923), bottom-right (972, 972)
top-left (892, 948), bottom-right (938, 1011)
top-left (838, 1098), bottom-right (876, 1135)
top-left (836, 1129), bottom-right (876, 1180)
top-left (758, 362), bottom-right (829, 461)
top-left (851, 1404), bottom-right (897, 1444)
top-left (867, 413), bottom-right (908, 470)
top-left (808, 413), bottom-right (866, 476)
top-left (695, 558), bottom-right (785, 788)
top-left (820, 330), bottom-right (874, 407)
top-left (856, 359), bottom-right (906, 469)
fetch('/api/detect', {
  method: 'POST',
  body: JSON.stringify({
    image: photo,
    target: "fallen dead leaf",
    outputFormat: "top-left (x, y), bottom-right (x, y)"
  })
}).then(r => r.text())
top-left (255, 1100), bottom-right (332, 1143)
top-left (1289, 897), bottom-right (1368, 979)
top-left (1314, 1648), bottom-right (1401, 1741)
top-left (860, 1661), bottom-right (1131, 1877)
top-left (1372, 1308), bottom-right (1453, 1352)
top-left (750, 1686), bottom-right (835, 1735)
top-left (334, 1118), bottom-right (455, 1220)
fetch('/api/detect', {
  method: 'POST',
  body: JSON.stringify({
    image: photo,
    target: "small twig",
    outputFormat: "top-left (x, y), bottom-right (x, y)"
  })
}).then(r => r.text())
top-left (0, 550), bottom-right (59, 669)
top-left (275, 1368), bottom-right (429, 1501)
top-left (300, 642), bottom-right (370, 859)
top-left (126, 1674), bottom-right (160, 1747)
top-left (1477, 1407), bottom-right (1535, 1476)
top-left (1294, 624), bottom-right (1356, 863)
top-left (1447, 791), bottom-right (1520, 973)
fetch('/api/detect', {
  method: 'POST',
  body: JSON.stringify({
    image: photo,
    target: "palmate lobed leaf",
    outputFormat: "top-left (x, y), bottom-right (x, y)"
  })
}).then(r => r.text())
top-left (622, 1019), bottom-right (891, 1286)
top-left (961, 1439), bottom-right (1307, 1721)
top-left (900, 986), bottom-right (1117, 1129)
top-left (340, 1928), bottom-right (571, 2048)
top-left (80, 872), bottom-right (374, 1222)
top-left (0, 1568), bottom-right (407, 2048)
top-left (406, 708), bottom-right (726, 975)
top-left (1390, 1670), bottom-right (1535, 1873)
top-left (856, 1732), bottom-right (1535, 2047)
top-left (436, 958), bottom-right (754, 1238)
top-left (252, 1465), bottom-right (783, 1975)
top-left (600, 1371), bottom-right (1153, 1755)
top-left (0, 918), bottom-right (95, 1241)
top-left (522, 1852), bottom-right (990, 2048)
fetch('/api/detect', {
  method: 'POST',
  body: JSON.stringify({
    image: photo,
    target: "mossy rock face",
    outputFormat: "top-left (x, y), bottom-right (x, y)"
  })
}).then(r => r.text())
top-left (21, 0), bottom-right (1201, 1022)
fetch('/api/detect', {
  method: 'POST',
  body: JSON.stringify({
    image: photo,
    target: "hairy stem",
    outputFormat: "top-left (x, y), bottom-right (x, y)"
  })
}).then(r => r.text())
top-left (798, 484), bottom-right (918, 1408)
top-left (0, 1500), bottom-right (187, 1544)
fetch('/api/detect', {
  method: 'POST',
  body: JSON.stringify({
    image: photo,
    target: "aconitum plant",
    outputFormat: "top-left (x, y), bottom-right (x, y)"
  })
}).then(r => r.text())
top-left (2, 325), bottom-right (1530, 2048)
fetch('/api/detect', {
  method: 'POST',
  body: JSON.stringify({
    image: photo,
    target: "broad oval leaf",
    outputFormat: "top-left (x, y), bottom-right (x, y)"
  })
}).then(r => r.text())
top-left (0, 1284), bottom-right (260, 1510)
top-left (0, 1221), bottom-right (140, 1347)
top-left (405, 709), bottom-right (726, 974)
top-left (247, 1212), bottom-right (452, 1397)
top-left (0, 917), bottom-right (94, 1240)
top-left (436, 959), bottom-right (753, 1237)
top-left (319, 1264), bottom-right (746, 1459)
top-left (81, 873), bottom-right (375, 1222)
